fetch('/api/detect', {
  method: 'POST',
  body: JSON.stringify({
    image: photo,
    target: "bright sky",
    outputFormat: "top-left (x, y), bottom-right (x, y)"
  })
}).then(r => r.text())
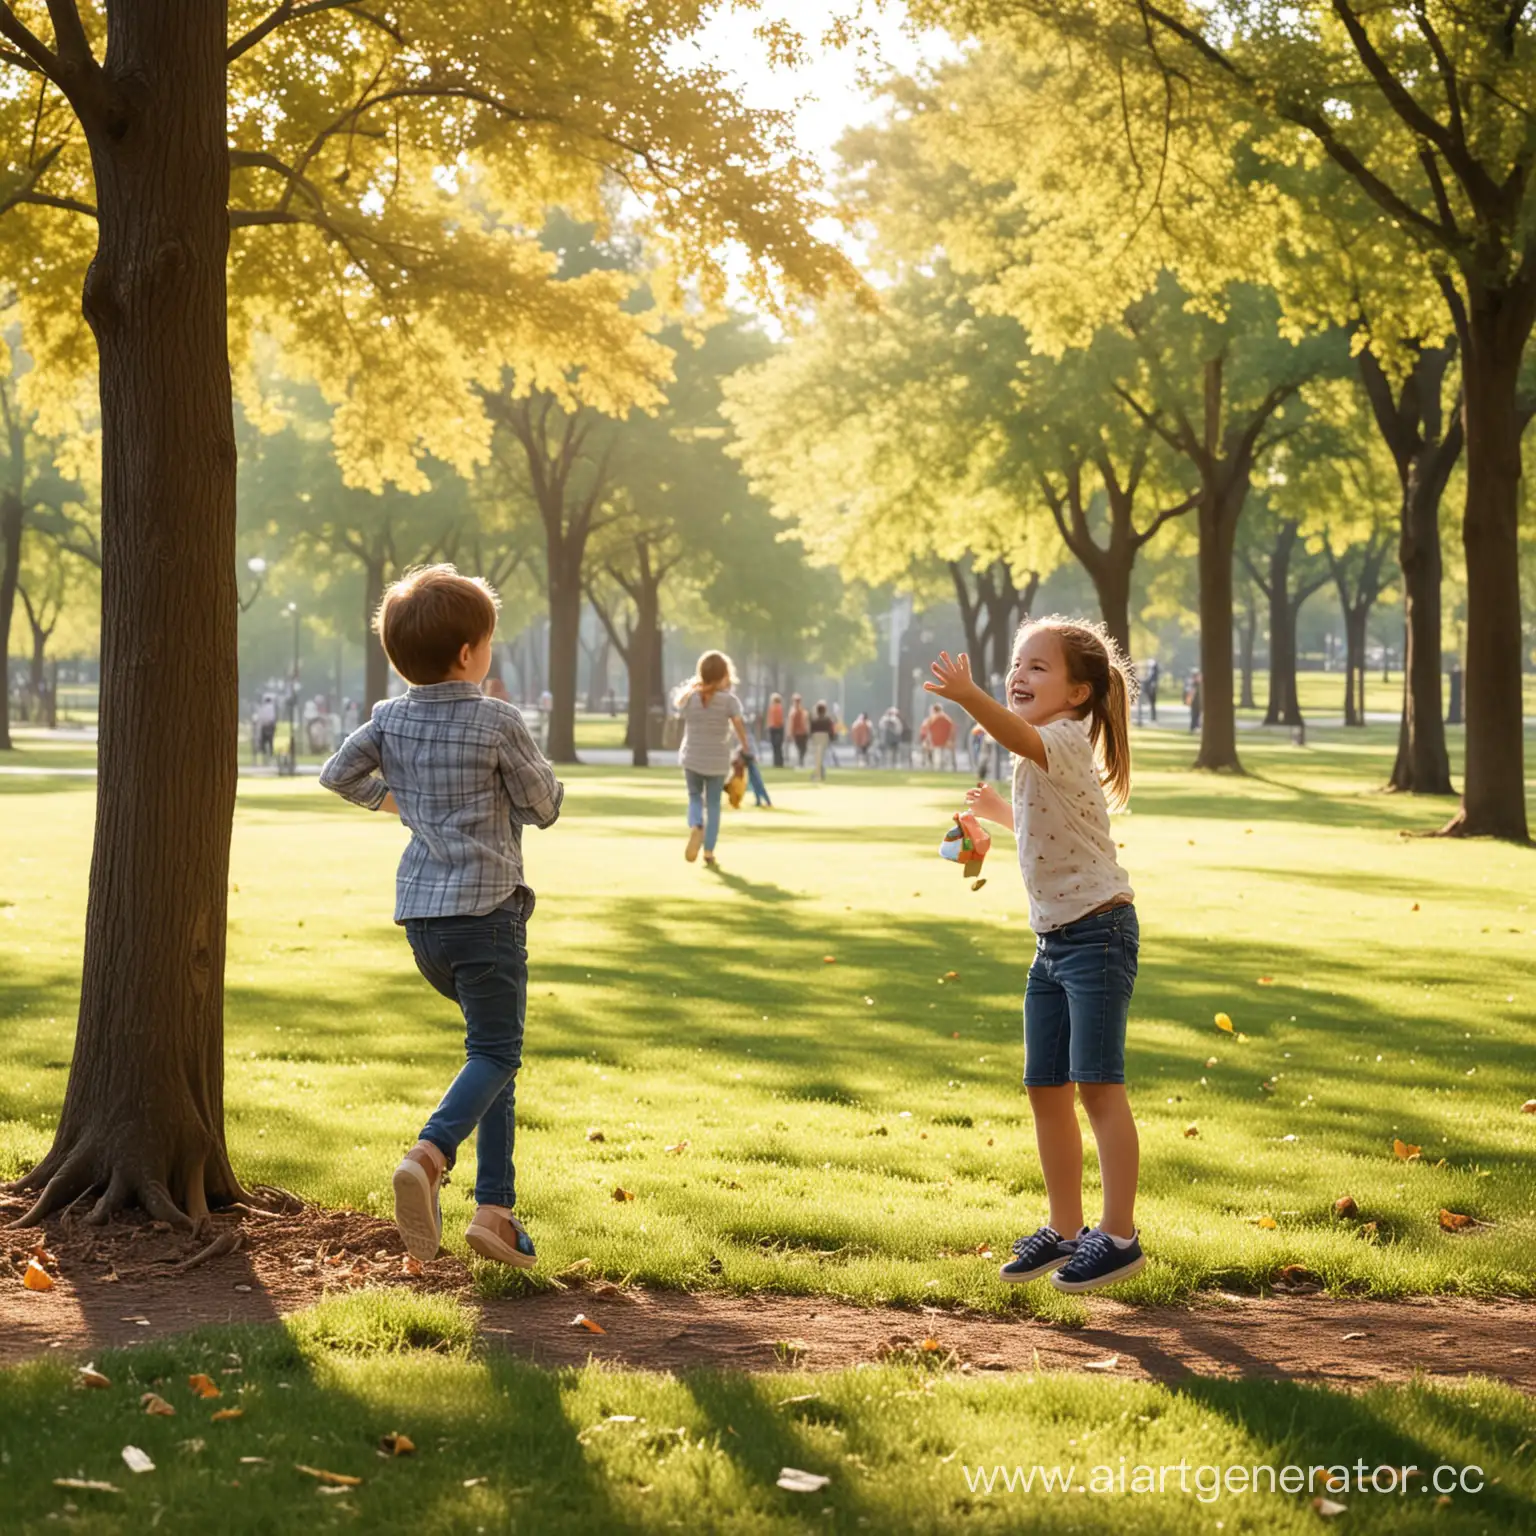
top-left (673, 3), bottom-right (950, 311)
top-left (683, 2), bottom-right (942, 174)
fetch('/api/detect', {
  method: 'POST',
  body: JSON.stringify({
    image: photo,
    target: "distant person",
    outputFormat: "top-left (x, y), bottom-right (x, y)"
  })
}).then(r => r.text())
top-left (675, 650), bottom-right (753, 869)
top-left (878, 705), bottom-right (903, 768)
top-left (484, 676), bottom-right (510, 703)
top-left (1143, 658), bottom-right (1160, 723)
top-left (788, 693), bottom-right (810, 767)
top-left (808, 699), bottom-right (837, 781)
top-left (1185, 670), bottom-right (1202, 733)
top-left (922, 703), bottom-right (957, 770)
top-left (765, 691), bottom-right (786, 767)
top-left (256, 692), bottom-right (277, 760)
top-left (319, 563), bottom-right (560, 1274)
top-left (850, 710), bottom-right (874, 766)
top-left (341, 697), bottom-right (359, 735)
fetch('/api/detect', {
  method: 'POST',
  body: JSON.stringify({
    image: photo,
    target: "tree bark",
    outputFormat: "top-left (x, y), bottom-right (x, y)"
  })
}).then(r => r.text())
top-left (1445, 300), bottom-right (1531, 840)
top-left (1193, 479), bottom-right (1243, 770)
top-left (546, 550), bottom-right (583, 762)
top-left (1259, 522), bottom-right (1302, 728)
top-left (1238, 581), bottom-right (1258, 710)
top-left (0, 489), bottom-right (20, 751)
top-left (1342, 606), bottom-right (1367, 727)
top-left (14, 0), bottom-right (247, 1228)
top-left (362, 552), bottom-right (388, 713)
top-left (1359, 348), bottom-right (1459, 794)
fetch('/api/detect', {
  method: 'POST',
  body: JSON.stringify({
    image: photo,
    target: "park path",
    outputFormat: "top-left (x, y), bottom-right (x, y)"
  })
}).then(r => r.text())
top-left (3, 1196), bottom-right (1533, 1391)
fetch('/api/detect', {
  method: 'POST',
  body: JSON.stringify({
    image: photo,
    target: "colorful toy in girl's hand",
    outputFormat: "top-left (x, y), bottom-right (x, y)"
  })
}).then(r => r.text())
top-left (939, 810), bottom-right (991, 880)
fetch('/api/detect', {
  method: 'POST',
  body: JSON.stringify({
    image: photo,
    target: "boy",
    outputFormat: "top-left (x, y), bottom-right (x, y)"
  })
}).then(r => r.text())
top-left (320, 565), bottom-right (562, 1268)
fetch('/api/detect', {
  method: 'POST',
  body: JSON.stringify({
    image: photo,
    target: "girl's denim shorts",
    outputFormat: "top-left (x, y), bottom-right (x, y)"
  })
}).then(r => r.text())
top-left (1023, 902), bottom-right (1138, 1086)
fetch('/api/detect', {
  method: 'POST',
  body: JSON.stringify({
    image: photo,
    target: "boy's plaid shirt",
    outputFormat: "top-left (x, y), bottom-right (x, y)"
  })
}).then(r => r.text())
top-left (319, 681), bottom-right (563, 920)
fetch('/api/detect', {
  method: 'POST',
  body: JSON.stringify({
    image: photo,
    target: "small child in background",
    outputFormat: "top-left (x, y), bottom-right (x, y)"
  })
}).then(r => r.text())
top-left (320, 565), bottom-right (562, 1271)
top-left (725, 753), bottom-right (748, 809)
top-left (926, 616), bottom-right (1144, 1293)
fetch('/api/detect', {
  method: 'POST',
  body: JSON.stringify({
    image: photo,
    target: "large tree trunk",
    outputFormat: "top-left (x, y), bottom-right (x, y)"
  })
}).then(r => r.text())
top-left (1238, 584), bottom-right (1258, 710)
top-left (362, 553), bottom-right (388, 713)
top-left (1261, 523), bottom-right (1303, 728)
top-left (628, 592), bottom-right (658, 768)
top-left (1358, 348), bottom-right (1459, 794)
top-left (948, 561), bottom-right (985, 664)
top-left (0, 489), bottom-right (20, 751)
top-left (1389, 442), bottom-right (1457, 792)
top-left (545, 551), bottom-right (583, 762)
top-left (1193, 482), bottom-right (1243, 771)
top-left (1343, 606), bottom-right (1367, 727)
top-left (1446, 306), bottom-right (1530, 840)
top-left (1089, 558), bottom-right (1132, 659)
top-left (14, 0), bottom-right (247, 1228)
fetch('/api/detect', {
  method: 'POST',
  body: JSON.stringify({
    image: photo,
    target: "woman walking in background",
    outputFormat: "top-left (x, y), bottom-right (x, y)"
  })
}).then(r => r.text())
top-left (676, 651), bottom-right (752, 868)
top-left (766, 691), bottom-right (786, 768)
top-left (809, 699), bottom-right (837, 781)
top-left (788, 693), bottom-right (811, 767)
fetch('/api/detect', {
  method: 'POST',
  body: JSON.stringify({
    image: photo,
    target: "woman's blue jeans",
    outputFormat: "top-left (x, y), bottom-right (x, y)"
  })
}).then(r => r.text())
top-left (686, 769), bottom-right (725, 851)
top-left (404, 909), bottom-right (527, 1207)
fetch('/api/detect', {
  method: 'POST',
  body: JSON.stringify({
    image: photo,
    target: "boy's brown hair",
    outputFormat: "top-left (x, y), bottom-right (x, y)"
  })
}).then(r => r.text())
top-left (374, 564), bottom-right (500, 685)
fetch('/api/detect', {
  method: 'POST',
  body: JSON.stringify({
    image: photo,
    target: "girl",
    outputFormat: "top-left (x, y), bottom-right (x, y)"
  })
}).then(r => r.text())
top-left (675, 651), bottom-right (752, 868)
top-left (926, 617), bottom-right (1143, 1293)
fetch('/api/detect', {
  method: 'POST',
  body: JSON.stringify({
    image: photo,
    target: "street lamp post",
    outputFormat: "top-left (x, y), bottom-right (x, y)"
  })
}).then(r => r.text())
top-left (238, 555), bottom-right (268, 614)
top-left (280, 601), bottom-right (300, 776)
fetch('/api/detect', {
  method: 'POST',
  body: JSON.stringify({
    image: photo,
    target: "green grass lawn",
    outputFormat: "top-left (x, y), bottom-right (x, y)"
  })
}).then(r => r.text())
top-left (1, 1292), bottom-right (1531, 1534)
top-left (2, 724), bottom-right (1534, 1313)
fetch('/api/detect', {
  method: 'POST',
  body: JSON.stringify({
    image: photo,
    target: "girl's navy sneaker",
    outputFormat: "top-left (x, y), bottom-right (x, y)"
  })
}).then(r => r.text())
top-left (998, 1224), bottom-right (1087, 1284)
top-left (1049, 1228), bottom-right (1145, 1292)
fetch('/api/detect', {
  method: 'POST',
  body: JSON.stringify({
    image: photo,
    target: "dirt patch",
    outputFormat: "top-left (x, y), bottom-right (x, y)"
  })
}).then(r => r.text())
top-left (0, 1190), bottom-right (468, 1364)
top-left (4, 1192), bottom-right (1534, 1391)
top-left (487, 1285), bottom-right (1536, 1392)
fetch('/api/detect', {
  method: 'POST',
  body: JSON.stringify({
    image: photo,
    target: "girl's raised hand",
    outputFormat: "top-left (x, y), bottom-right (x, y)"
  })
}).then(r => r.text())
top-left (965, 781), bottom-right (1008, 820)
top-left (925, 650), bottom-right (976, 701)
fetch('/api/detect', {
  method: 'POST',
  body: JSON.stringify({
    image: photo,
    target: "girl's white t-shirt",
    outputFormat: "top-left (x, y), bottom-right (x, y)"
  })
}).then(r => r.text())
top-left (1010, 716), bottom-right (1133, 932)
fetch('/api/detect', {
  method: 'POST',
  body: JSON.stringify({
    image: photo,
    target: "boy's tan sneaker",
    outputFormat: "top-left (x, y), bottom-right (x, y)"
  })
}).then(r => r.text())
top-left (392, 1141), bottom-right (445, 1262)
top-left (685, 826), bottom-right (704, 862)
top-left (465, 1206), bottom-right (538, 1268)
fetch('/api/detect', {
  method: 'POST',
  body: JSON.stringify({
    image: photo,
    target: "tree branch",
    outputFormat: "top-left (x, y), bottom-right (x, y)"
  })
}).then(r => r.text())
top-left (227, 0), bottom-right (403, 64)
top-left (0, 1), bottom-right (60, 80)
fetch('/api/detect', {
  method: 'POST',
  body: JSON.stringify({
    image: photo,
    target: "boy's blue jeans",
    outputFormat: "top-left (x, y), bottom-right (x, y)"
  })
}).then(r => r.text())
top-left (685, 769), bottom-right (725, 851)
top-left (404, 909), bottom-right (526, 1207)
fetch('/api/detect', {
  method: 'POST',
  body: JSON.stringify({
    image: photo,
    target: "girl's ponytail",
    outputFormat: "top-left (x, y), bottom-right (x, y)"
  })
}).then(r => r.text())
top-left (1100, 661), bottom-right (1133, 810)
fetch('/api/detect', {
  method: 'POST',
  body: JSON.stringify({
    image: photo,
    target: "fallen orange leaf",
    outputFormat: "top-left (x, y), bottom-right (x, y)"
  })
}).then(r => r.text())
top-left (1215, 1012), bottom-right (1234, 1033)
top-left (1438, 1209), bottom-right (1475, 1232)
top-left (140, 1392), bottom-right (176, 1417)
top-left (1183, 1124), bottom-right (1199, 1138)
top-left (379, 1432), bottom-right (415, 1456)
top-left (187, 1374), bottom-right (221, 1400)
top-left (1256, 976), bottom-right (1276, 986)
top-left (23, 1260), bottom-right (54, 1292)
top-left (1256, 1216), bottom-right (1278, 1230)
top-left (920, 1337), bottom-right (942, 1352)
top-left (612, 1187), bottom-right (635, 1202)
top-left (1392, 1138), bottom-right (1421, 1161)
top-left (572, 1313), bottom-right (606, 1334)
top-left (822, 955), bottom-right (836, 964)
top-left (78, 1365), bottom-right (111, 1390)
top-left (1333, 1195), bottom-right (1359, 1218)
top-left (400, 1255), bottom-right (422, 1277)
top-left (1522, 1100), bottom-right (1536, 1115)
top-left (295, 1465), bottom-right (361, 1487)
top-left (211, 1407), bottom-right (244, 1422)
